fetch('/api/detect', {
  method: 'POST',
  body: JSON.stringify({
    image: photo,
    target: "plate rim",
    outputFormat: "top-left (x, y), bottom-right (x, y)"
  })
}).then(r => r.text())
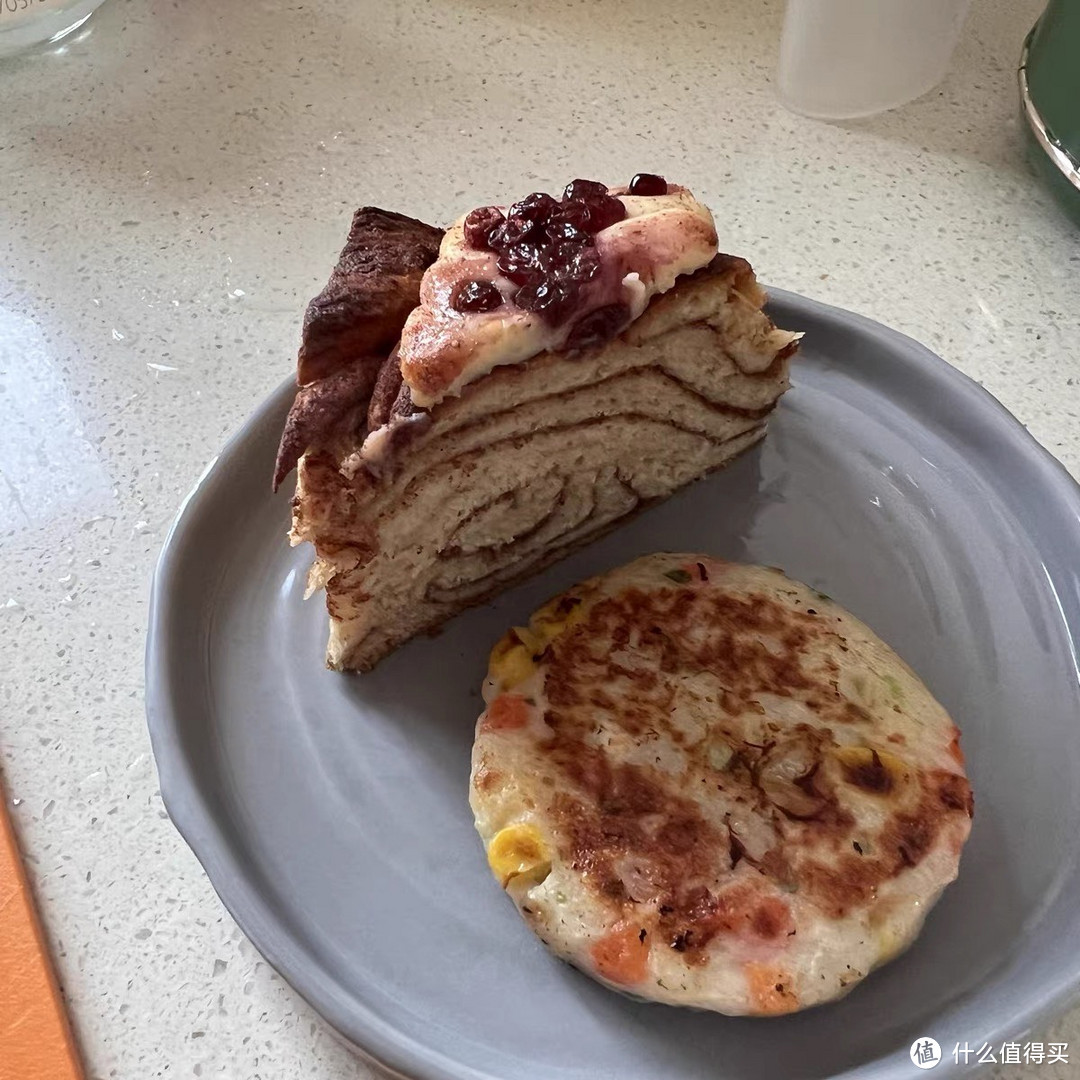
top-left (145, 287), bottom-right (1080, 1080)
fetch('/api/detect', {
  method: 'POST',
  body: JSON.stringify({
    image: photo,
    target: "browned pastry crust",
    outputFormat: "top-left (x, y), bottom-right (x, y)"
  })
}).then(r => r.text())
top-left (273, 363), bottom-right (380, 492)
top-left (273, 209), bottom-right (443, 489)
top-left (296, 207), bottom-right (442, 387)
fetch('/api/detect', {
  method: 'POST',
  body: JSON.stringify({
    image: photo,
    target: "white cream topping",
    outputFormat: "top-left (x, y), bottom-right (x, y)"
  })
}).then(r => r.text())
top-left (397, 185), bottom-right (719, 409)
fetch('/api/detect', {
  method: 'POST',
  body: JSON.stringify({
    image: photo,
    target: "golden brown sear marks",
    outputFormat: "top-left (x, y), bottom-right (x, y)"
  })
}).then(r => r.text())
top-left (841, 749), bottom-right (894, 794)
top-left (550, 772), bottom-right (794, 965)
top-left (935, 769), bottom-right (975, 816)
top-left (536, 578), bottom-right (972, 949)
top-left (795, 767), bottom-right (972, 917)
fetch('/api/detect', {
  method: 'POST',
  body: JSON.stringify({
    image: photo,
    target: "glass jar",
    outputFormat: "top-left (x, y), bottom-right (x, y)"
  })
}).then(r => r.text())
top-left (0, 0), bottom-right (108, 57)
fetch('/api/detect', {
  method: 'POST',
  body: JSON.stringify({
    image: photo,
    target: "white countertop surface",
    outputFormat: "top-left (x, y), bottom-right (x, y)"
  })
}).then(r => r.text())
top-left (2, 0), bottom-right (1077, 1077)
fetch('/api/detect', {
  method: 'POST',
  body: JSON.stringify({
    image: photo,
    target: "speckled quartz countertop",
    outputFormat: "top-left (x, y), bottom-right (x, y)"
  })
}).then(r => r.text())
top-left (1, 0), bottom-right (1077, 1077)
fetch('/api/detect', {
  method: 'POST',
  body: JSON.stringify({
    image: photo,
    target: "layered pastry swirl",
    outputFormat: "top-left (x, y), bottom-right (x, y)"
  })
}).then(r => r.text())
top-left (275, 176), bottom-right (801, 671)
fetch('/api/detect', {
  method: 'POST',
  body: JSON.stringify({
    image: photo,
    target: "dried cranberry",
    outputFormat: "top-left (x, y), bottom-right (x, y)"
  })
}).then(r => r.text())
top-left (551, 199), bottom-right (593, 232)
top-left (450, 279), bottom-right (503, 313)
top-left (545, 240), bottom-right (587, 276)
top-left (628, 173), bottom-right (668, 196)
top-left (568, 245), bottom-right (601, 282)
top-left (563, 179), bottom-right (609, 203)
top-left (496, 241), bottom-right (546, 285)
top-left (508, 192), bottom-right (559, 226)
top-left (462, 206), bottom-right (504, 250)
top-left (487, 215), bottom-right (535, 251)
top-left (545, 218), bottom-right (588, 245)
top-left (514, 278), bottom-right (574, 323)
top-left (565, 303), bottom-right (631, 350)
top-left (581, 194), bottom-right (625, 233)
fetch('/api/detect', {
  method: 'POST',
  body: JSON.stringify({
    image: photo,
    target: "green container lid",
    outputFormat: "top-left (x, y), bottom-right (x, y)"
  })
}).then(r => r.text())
top-left (1021, 1), bottom-right (1080, 226)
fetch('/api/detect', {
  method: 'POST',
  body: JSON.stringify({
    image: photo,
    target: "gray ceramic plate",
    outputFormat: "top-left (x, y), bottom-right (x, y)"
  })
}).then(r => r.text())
top-left (146, 290), bottom-right (1080, 1080)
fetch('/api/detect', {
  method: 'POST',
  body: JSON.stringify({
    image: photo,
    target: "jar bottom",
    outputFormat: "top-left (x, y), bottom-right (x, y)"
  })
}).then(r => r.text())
top-left (0, 0), bottom-right (108, 58)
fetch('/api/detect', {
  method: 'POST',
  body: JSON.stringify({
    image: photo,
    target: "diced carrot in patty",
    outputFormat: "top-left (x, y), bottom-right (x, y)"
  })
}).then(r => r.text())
top-left (744, 962), bottom-right (799, 1015)
top-left (591, 924), bottom-right (650, 986)
top-left (481, 694), bottom-right (530, 732)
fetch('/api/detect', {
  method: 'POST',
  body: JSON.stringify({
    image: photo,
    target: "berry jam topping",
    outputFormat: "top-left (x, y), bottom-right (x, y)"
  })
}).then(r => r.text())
top-left (563, 179), bottom-right (609, 202)
top-left (628, 172), bottom-right (668, 197)
top-left (549, 199), bottom-right (592, 233)
top-left (580, 194), bottom-right (625, 233)
top-left (508, 191), bottom-right (560, 225)
top-left (451, 278), bottom-right (503, 313)
top-left (463, 206), bottom-right (504, 250)
top-left (496, 241), bottom-right (546, 286)
top-left (457, 176), bottom-right (668, 334)
top-left (566, 244), bottom-right (601, 282)
top-left (544, 218), bottom-right (587, 244)
top-left (565, 303), bottom-right (632, 351)
top-left (514, 278), bottom-right (575, 323)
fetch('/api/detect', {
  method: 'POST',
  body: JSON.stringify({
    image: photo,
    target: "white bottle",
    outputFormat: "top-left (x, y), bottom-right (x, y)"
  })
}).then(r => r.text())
top-left (778, 0), bottom-right (972, 120)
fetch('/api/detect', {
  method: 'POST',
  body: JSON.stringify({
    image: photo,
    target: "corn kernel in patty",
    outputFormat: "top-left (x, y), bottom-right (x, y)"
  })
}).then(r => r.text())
top-left (487, 824), bottom-right (551, 888)
top-left (487, 633), bottom-right (536, 689)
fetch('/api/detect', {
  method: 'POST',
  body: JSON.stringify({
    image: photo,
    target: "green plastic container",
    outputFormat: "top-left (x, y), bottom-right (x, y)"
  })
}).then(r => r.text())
top-left (1021, 0), bottom-right (1080, 226)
